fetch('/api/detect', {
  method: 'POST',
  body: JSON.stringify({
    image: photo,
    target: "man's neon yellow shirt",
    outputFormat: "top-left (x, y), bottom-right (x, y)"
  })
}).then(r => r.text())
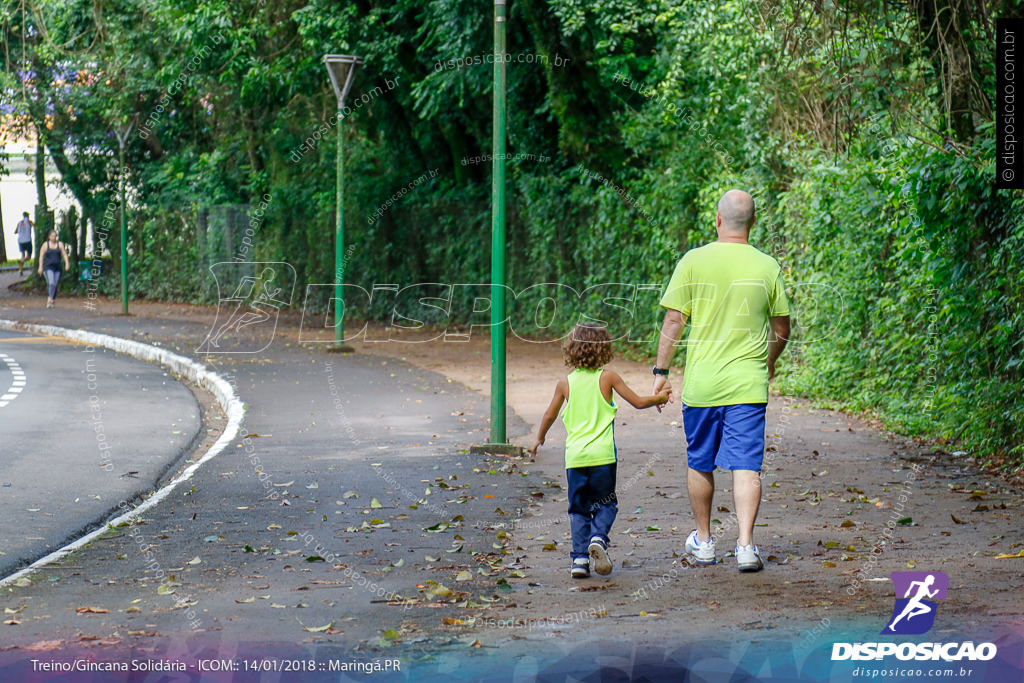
top-left (660, 242), bottom-right (790, 407)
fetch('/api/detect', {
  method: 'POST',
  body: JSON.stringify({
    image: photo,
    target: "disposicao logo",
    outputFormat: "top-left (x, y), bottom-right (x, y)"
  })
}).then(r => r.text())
top-left (883, 571), bottom-right (948, 635)
top-left (831, 570), bottom-right (998, 662)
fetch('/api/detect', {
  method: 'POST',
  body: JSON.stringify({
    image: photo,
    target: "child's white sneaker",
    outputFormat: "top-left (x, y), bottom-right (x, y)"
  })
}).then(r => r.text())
top-left (571, 558), bottom-right (590, 578)
top-left (588, 537), bottom-right (612, 575)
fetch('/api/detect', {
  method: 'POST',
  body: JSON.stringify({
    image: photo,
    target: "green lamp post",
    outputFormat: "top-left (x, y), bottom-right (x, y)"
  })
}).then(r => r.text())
top-left (323, 54), bottom-right (363, 350)
top-left (113, 120), bottom-right (134, 315)
top-left (490, 0), bottom-right (508, 445)
top-left (471, 0), bottom-right (521, 457)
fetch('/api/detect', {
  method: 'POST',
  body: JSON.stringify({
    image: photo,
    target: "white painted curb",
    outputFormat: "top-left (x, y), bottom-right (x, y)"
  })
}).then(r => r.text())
top-left (0, 319), bottom-right (244, 588)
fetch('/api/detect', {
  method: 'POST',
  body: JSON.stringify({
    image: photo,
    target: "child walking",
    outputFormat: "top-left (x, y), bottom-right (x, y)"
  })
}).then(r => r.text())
top-left (529, 323), bottom-right (670, 578)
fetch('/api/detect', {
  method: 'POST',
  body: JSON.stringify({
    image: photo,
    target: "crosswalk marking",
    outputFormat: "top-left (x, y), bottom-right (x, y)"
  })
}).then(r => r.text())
top-left (0, 353), bottom-right (26, 409)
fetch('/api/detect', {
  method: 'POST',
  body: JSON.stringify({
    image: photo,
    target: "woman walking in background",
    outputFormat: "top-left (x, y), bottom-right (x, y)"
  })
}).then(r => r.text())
top-left (37, 229), bottom-right (70, 308)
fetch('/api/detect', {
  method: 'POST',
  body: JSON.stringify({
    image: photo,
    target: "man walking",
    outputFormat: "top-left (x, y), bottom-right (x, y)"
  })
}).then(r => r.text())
top-left (14, 212), bottom-right (34, 276)
top-left (652, 189), bottom-right (790, 572)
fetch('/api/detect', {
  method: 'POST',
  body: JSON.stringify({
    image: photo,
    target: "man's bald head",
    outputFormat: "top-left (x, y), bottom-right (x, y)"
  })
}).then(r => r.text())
top-left (717, 190), bottom-right (756, 235)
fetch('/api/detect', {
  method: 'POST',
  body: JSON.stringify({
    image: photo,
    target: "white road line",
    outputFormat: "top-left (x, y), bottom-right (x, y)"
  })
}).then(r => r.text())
top-left (0, 353), bottom-right (26, 408)
top-left (0, 320), bottom-right (244, 589)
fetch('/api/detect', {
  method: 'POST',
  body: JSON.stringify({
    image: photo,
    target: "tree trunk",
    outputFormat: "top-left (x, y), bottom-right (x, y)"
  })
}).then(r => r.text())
top-left (912, 0), bottom-right (981, 143)
top-left (33, 132), bottom-right (51, 268)
top-left (65, 205), bottom-right (80, 266)
top-left (518, 0), bottom-right (632, 172)
top-left (45, 130), bottom-right (115, 272)
top-left (79, 210), bottom-right (89, 261)
top-left (34, 131), bottom-right (48, 213)
top-left (0, 183), bottom-right (6, 264)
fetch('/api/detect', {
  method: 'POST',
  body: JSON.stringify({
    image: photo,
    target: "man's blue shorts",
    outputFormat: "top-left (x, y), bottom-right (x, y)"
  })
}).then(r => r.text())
top-left (682, 403), bottom-right (767, 472)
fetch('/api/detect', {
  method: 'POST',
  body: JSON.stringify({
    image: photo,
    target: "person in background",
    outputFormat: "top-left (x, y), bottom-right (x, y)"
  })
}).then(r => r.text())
top-left (38, 229), bottom-right (70, 308)
top-left (14, 212), bottom-right (34, 276)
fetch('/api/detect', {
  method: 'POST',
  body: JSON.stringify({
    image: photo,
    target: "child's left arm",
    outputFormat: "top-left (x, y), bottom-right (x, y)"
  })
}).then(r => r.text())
top-left (529, 379), bottom-right (568, 455)
top-left (605, 370), bottom-right (671, 409)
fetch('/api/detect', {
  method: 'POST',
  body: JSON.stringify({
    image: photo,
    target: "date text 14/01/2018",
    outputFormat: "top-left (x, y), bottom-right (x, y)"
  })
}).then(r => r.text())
top-left (221, 659), bottom-right (403, 673)
top-left (30, 659), bottom-right (403, 673)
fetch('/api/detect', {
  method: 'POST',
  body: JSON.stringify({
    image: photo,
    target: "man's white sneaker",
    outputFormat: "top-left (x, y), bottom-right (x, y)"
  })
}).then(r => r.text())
top-left (588, 537), bottom-right (612, 576)
top-left (735, 544), bottom-right (764, 572)
top-left (685, 529), bottom-right (717, 565)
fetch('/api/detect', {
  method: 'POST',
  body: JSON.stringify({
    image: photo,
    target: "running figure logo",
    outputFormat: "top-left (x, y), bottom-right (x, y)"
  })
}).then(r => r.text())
top-left (199, 262), bottom-right (296, 354)
top-left (882, 571), bottom-right (949, 635)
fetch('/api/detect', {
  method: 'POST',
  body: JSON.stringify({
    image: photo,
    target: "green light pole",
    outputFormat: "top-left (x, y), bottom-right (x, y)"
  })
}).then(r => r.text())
top-left (113, 121), bottom-right (134, 315)
top-left (490, 0), bottom-right (508, 444)
top-left (324, 54), bottom-right (363, 350)
top-left (466, 2), bottom-right (522, 458)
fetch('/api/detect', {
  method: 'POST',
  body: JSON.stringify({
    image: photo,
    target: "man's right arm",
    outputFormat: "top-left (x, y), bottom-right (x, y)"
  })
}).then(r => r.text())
top-left (652, 308), bottom-right (686, 405)
top-left (768, 315), bottom-right (790, 381)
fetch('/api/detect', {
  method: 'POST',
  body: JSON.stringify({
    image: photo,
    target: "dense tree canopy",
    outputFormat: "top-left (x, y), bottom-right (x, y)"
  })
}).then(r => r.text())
top-left (1, 0), bottom-right (1020, 461)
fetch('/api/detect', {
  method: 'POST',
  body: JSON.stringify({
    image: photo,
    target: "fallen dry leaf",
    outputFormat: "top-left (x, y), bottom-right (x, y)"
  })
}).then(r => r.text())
top-left (297, 619), bottom-right (335, 632)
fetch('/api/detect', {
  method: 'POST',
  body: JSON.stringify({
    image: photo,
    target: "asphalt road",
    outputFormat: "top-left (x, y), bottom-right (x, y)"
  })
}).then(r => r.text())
top-left (0, 309), bottom-right (539, 662)
top-left (0, 329), bottom-right (202, 577)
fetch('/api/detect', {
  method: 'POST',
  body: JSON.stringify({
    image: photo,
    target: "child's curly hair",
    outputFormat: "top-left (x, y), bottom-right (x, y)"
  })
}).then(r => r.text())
top-left (563, 322), bottom-right (615, 370)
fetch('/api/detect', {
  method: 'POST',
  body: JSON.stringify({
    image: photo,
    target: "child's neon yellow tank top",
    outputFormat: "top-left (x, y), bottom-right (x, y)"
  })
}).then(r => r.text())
top-left (561, 368), bottom-right (617, 468)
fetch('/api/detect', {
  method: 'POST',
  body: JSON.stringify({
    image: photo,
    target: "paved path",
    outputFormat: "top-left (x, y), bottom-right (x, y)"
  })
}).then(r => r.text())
top-left (0, 275), bottom-right (1020, 683)
top-left (0, 328), bottom-right (201, 578)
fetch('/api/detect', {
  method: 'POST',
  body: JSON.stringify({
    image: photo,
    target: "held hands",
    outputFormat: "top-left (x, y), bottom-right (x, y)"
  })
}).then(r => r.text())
top-left (652, 375), bottom-right (674, 413)
top-left (650, 387), bottom-right (672, 411)
top-left (528, 438), bottom-right (544, 456)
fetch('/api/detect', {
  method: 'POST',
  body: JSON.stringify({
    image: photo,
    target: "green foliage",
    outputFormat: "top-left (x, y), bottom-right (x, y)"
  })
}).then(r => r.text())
top-left (774, 125), bottom-right (1022, 460)
top-left (4, 0), bottom-right (1020, 462)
